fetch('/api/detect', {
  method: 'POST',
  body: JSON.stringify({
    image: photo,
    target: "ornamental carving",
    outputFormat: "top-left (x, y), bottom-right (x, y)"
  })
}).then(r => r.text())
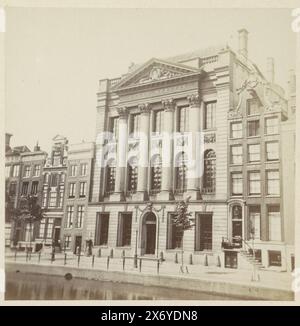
top-left (162, 98), bottom-right (175, 112)
top-left (204, 133), bottom-right (216, 143)
top-left (138, 103), bottom-right (151, 114)
top-left (117, 107), bottom-right (128, 118)
top-left (187, 94), bottom-right (200, 107)
top-left (138, 67), bottom-right (181, 84)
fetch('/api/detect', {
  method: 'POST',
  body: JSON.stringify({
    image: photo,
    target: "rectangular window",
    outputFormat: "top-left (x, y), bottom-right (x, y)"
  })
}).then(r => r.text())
top-left (247, 98), bottom-right (260, 115)
top-left (51, 174), bottom-right (58, 187)
top-left (195, 213), bottom-right (213, 251)
top-left (266, 170), bottom-right (280, 195)
top-left (31, 181), bottom-right (39, 195)
top-left (204, 101), bottom-right (216, 129)
top-left (230, 121), bottom-right (242, 139)
top-left (46, 218), bottom-right (54, 238)
top-left (266, 141), bottom-right (279, 161)
top-left (109, 117), bottom-right (119, 140)
top-left (248, 171), bottom-right (261, 195)
top-left (24, 165), bottom-right (31, 178)
top-left (49, 192), bottom-right (57, 207)
top-left (79, 182), bottom-right (87, 197)
top-left (178, 107), bottom-right (189, 132)
top-left (9, 182), bottom-right (17, 196)
top-left (248, 144), bottom-right (260, 162)
top-left (33, 165), bottom-right (41, 177)
top-left (248, 206), bottom-right (261, 240)
top-left (76, 205), bottom-right (85, 228)
top-left (231, 145), bottom-right (243, 165)
top-left (167, 214), bottom-right (183, 249)
top-left (127, 165), bottom-right (138, 193)
top-left (70, 165), bottom-right (77, 177)
top-left (68, 183), bottom-right (76, 198)
top-left (95, 213), bottom-right (110, 246)
top-left (5, 166), bottom-right (11, 178)
top-left (117, 213), bottom-right (132, 247)
top-left (12, 165), bottom-right (20, 177)
top-left (66, 206), bottom-right (74, 228)
top-left (64, 235), bottom-right (71, 249)
top-left (130, 113), bottom-right (140, 135)
top-left (265, 117), bottom-right (279, 135)
top-left (80, 163), bottom-right (88, 176)
top-left (153, 110), bottom-right (164, 134)
top-left (268, 205), bottom-right (281, 241)
top-left (268, 250), bottom-right (282, 267)
top-left (21, 182), bottom-right (29, 196)
top-left (42, 191), bottom-right (48, 207)
top-left (58, 187), bottom-right (64, 208)
top-left (247, 120), bottom-right (260, 137)
top-left (39, 219), bottom-right (46, 238)
top-left (231, 173), bottom-right (243, 195)
top-left (105, 166), bottom-right (116, 194)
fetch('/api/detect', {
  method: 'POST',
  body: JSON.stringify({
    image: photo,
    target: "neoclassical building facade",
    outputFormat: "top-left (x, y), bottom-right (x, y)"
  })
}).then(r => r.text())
top-left (85, 29), bottom-right (295, 271)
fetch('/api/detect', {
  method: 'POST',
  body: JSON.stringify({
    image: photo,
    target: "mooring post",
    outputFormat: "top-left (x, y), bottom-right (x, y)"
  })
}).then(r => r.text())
top-left (139, 258), bottom-right (142, 273)
top-left (157, 260), bottom-right (160, 274)
top-left (14, 250), bottom-right (17, 261)
top-left (92, 255), bottom-right (95, 268)
top-left (77, 253), bottom-right (80, 267)
top-left (38, 251), bottom-right (41, 263)
top-left (123, 256), bottom-right (125, 271)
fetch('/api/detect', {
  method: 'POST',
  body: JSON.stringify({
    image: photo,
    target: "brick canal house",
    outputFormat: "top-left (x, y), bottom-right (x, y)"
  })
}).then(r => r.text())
top-left (84, 29), bottom-right (295, 271)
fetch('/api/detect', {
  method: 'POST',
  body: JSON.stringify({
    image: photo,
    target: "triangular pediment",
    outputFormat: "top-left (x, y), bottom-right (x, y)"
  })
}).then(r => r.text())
top-left (114, 58), bottom-right (200, 90)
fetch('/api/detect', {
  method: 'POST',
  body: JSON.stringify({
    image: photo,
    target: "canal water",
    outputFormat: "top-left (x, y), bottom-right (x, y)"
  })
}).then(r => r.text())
top-left (5, 271), bottom-right (241, 300)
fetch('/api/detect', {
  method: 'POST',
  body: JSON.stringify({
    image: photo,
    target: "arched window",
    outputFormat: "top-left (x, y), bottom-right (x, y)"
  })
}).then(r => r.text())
top-left (105, 159), bottom-right (116, 195)
top-left (203, 149), bottom-right (216, 194)
top-left (175, 152), bottom-right (187, 193)
top-left (150, 155), bottom-right (162, 194)
top-left (127, 157), bottom-right (138, 193)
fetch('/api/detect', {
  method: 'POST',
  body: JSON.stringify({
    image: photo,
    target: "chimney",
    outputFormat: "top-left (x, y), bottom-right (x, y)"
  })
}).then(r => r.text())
top-left (34, 141), bottom-right (40, 152)
top-left (238, 29), bottom-right (248, 58)
top-left (5, 133), bottom-right (12, 151)
top-left (288, 69), bottom-right (296, 94)
top-left (266, 57), bottom-right (275, 83)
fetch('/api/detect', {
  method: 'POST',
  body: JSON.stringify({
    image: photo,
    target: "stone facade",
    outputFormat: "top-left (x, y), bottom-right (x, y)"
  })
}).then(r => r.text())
top-left (85, 29), bottom-right (295, 271)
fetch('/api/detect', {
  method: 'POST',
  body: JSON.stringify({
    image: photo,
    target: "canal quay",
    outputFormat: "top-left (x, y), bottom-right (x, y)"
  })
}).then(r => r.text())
top-left (5, 251), bottom-right (294, 301)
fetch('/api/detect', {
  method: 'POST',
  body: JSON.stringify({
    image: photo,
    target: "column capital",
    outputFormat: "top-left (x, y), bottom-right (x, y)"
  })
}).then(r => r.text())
top-left (138, 103), bottom-right (151, 114)
top-left (162, 98), bottom-right (175, 112)
top-left (117, 107), bottom-right (128, 118)
top-left (187, 94), bottom-right (200, 108)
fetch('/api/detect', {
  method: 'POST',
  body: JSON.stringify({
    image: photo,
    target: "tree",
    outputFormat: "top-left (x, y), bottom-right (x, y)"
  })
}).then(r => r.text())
top-left (11, 195), bottom-right (46, 251)
top-left (172, 196), bottom-right (194, 273)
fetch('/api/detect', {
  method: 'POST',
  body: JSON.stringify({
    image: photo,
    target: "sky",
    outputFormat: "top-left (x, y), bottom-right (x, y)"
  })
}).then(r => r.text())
top-left (5, 8), bottom-right (296, 153)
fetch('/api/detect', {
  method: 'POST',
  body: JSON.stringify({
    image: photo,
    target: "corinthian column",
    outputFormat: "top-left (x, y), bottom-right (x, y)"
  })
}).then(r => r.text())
top-left (133, 103), bottom-right (151, 201)
top-left (157, 98), bottom-right (175, 200)
top-left (186, 94), bottom-right (201, 200)
top-left (110, 107), bottom-right (128, 201)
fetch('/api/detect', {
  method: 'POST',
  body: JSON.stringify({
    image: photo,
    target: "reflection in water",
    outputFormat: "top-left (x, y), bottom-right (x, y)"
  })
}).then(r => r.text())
top-left (6, 271), bottom-right (239, 300)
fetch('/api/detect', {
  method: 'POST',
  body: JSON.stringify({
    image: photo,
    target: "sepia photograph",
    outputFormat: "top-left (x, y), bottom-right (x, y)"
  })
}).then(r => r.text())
top-left (1, 0), bottom-right (299, 306)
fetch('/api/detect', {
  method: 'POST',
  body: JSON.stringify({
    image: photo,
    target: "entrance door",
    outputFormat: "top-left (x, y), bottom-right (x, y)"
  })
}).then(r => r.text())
top-left (54, 228), bottom-right (60, 247)
top-left (142, 212), bottom-right (157, 255)
top-left (74, 236), bottom-right (82, 254)
top-left (145, 224), bottom-right (156, 254)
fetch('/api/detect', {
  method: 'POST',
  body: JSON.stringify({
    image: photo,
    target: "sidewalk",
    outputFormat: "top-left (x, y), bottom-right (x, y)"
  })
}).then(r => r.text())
top-left (5, 251), bottom-right (293, 293)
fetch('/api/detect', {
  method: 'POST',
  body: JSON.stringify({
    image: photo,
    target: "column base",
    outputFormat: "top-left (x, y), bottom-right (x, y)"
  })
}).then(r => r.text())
top-left (109, 192), bottom-right (125, 201)
top-left (156, 190), bottom-right (174, 201)
top-left (184, 190), bottom-right (201, 201)
top-left (131, 191), bottom-right (149, 201)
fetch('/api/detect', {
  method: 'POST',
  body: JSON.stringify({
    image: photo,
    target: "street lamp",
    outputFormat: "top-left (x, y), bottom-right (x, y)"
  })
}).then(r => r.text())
top-left (134, 229), bottom-right (138, 268)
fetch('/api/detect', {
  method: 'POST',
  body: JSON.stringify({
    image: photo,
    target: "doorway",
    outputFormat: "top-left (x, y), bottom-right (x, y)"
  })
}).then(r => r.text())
top-left (74, 236), bottom-right (82, 254)
top-left (141, 212), bottom-right (157, 255)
